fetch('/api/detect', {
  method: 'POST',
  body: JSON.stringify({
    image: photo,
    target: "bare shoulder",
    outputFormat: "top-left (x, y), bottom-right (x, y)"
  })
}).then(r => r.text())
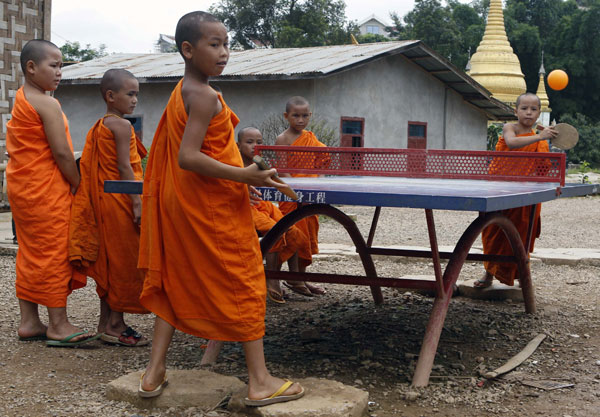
top-left (181, 80), bottom-right (219, 116)
top-left (275, 131), bottom-right (292, 145)
top-left (502, 123), bottom-right (517, 136)
top-left (104, 116), bottom-right (132, 138)
top-left (27, 93), bottom-right (62, 120)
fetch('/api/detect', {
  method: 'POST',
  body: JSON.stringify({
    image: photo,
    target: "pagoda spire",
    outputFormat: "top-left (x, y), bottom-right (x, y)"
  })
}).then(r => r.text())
top-left (536, 51), bottom-right (552, 125)
top-left (468, 0), bottom-right (526, 107)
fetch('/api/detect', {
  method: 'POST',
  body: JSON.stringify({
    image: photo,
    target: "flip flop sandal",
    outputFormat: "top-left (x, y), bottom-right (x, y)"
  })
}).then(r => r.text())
top-left (267, 289), bottom-right (286, 304)
top-left (244, 380), bottom-right (305, 406)
top-left (101, 327), bottom-right (149, 347)
top-left (138, 372), bottom-right (168, 398)
top-left (283, 282), bottom-right (313, 297)
top-left (473, 278), bottom-right (493, 289)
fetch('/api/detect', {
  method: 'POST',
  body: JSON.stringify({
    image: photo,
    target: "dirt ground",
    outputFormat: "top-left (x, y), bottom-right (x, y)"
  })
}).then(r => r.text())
top-left (0, 195), bottom-right (599, 417)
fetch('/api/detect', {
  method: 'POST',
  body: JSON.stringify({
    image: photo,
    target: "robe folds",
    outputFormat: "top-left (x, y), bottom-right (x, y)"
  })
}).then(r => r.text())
top-left (252, 200), bottom-right (307, 264)
top-left (481, 131), bottom-right (549, 286)
top-left (138, 81), bottom-right (266, 341)
top-left (278, 131), bottom-right (329, 267)
top-left (6, 87), bottom-right (87, 307)
top-left (68, 118), bottom-right (148, 314)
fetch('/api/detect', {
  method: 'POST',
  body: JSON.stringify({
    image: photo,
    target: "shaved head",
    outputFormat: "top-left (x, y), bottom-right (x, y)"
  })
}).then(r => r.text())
top-left (237, 126), bottom-right (261, 142)
top-left (285, 96), bottom-right (310, 113)
top-left (175, 11), bottom-right (221, 57)
top-left (515, 92), bottom-right (541, 108)
top-left (20, 39), bottom-right (60, 73)
top-left (100, 69), bottom-right (137, 100)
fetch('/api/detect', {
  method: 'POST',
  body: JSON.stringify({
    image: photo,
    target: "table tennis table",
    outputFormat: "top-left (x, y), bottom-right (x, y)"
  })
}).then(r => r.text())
top-left (104, 146), bottom-right (598, 387)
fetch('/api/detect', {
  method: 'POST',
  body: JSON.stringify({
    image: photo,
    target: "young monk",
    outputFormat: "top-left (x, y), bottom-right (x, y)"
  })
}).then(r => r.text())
top-left (69, 69), bottom-right (149, 346)
top-left (237, 126), bottom-right (308, 304)
top-left (138, 11), bottom-right (304, 405)
top-left (6, 39), bottom-right (98, 347)
top-left (275, 96), bottom-right (328, 297)
top-left (477, 93), bottom-right (558, 288)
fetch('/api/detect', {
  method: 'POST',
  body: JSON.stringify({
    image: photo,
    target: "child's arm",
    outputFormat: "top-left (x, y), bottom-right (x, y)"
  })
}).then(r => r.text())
top-left (107, 118), bottom-right (142, 224)
top-left (179, 87), bottom-right (290, 190)
top-left (502, 123), bottom-right (557, 149)
top-left (36, 96), bottom-right (80, 192)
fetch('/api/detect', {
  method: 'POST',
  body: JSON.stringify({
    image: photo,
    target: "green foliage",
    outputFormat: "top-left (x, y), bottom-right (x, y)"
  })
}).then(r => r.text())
top-left (59, 41), bottom-right (107, 62)
top-left (560, 113), bottom-right (600, 168)
top-left (355, 33), bottom-right (390, 44)
top-left (487, 123), bottom-right (502, 151)
top-left (210, 0), bottom-right (356, 49)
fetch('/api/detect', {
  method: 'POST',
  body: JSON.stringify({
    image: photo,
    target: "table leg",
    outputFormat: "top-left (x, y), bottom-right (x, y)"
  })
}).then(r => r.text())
top-left (412, 211), bottom-right (535, 386)
top-left (260, 204), bottom-right (384, 304)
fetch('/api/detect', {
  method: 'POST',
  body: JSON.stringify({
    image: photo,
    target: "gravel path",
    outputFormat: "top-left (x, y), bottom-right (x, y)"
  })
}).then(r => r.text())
top-left (0, 195), bottom-right (598, 416)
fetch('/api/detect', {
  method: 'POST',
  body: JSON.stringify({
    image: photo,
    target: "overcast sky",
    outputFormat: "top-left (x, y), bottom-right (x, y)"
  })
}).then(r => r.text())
top-left (50, 0), bottom-right (436, 53)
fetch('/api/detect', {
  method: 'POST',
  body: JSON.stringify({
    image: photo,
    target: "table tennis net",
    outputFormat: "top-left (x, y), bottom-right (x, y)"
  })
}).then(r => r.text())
top-left (255, 146), bottom-right (565, 185)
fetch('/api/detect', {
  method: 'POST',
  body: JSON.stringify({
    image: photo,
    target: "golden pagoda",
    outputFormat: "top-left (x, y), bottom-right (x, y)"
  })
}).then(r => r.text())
top-left (535, 52), bottom-right (552, 125)
top-left (468, 0), bottom-right (526, 106)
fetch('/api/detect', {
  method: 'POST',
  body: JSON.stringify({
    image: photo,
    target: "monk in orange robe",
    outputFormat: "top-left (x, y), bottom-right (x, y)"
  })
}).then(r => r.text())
top-left (478, 93), bottom-right (558, 288)
top-left (69, 69), bottom-right (149, 346)
top-left (237, 126), bottom-right (308, 304)
top-left (138, 12), bottom-right (304, 406)
top-left (6, 40), bottom-right (97, 346)
top-left (275, 96), bottom-right (329, 296)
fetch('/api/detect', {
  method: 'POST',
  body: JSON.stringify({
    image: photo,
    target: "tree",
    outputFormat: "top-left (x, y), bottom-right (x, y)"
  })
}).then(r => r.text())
top-left (210, 0), bottom-right (356, 49)
top-left (60, 41), bottom-right (107, 62)
top-left (355, 33), bottom-right (390, 44)
top-left (561, 113), bottom-right (600, 167)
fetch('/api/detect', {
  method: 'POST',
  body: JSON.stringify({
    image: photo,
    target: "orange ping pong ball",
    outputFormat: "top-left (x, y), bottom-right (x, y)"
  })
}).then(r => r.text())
top-left (547, 69), bottom-right (569, 91)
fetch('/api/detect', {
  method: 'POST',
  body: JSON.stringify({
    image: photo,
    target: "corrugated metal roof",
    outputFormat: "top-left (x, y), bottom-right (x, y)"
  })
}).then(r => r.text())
top-left (61, 41), bottom-right (418, 80)
top-left (60, 40), bottom-right (516, 121)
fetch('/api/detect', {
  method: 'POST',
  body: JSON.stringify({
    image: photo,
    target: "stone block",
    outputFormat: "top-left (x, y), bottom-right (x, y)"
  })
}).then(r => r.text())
top-left (106, 369), bottom-right (245, 410)
top-left (459, 279), bottom-right (524, 302)
top-left (228, 377), bottom-right (369, 417)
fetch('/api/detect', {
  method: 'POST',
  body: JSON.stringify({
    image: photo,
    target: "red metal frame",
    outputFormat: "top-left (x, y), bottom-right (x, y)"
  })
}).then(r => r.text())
top-left (255, 146), bottom-right (566, 185)
top-left (255, 146), bottom-right (556, 386)
top-left (260, 204), bottom-right (535, 387)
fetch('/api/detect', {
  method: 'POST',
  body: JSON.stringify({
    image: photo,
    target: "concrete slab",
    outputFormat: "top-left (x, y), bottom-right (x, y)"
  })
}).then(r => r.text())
top-left (459, 279), bottom-right (524, 302)
top-left (228, 377), bottom-right (369, 417)
top-left (106, 369), bottom-right (245, 410)
top-left (531, 248), bottom-right (600, 266)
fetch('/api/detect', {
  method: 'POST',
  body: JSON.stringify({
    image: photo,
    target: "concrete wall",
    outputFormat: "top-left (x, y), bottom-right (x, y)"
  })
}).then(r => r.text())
top-left (1, 0), bottom-right (52, 198)
top-left (56, 53), bottom-right (489, 152)
top-left (56, 82), bottom-right (174, 151)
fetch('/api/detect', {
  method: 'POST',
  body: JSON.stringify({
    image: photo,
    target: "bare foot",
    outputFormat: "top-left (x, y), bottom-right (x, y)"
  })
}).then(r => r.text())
top-left (283, 281), bottom-right (313, 297)
top-left (305, 282), bottom-right (326, 295)
top-left (17, 323), bottom-right (48, 340)
top-left (474, 272), bottom-right (494, 289)
top-left (46, 323), bottom-right (96, 343)
top-left (247, 375), bottom-right (303, 401)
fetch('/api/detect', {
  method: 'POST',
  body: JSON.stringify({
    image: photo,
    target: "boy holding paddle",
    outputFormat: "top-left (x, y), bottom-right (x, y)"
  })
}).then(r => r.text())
top-left (477, 93), bottom-right (558, 288)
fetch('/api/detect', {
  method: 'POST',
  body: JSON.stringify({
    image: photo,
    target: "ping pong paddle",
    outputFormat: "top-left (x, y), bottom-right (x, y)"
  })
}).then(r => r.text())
top-left (550, 123), bottom-right (579, 150)
top-left (252, 155), bottom-right (299, 200)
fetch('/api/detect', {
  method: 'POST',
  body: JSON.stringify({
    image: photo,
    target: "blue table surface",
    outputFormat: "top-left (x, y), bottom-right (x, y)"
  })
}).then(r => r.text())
top-left (103, 177), bottom-right (598, 212)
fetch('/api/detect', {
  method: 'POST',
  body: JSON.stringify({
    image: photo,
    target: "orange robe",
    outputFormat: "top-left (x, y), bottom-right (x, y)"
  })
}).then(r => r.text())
top-left (6, 87), bottom-right (87, 307)
top-left (138, 81), bottom-right (265, 341)
top-left (481, 131), bottom-right (549, 286)
top-left (68, 118), bottom-right (148, 314)
top-left (278, 131), bottom-right (329, 267)
top-left (252, 200), bottom-right (307, 263)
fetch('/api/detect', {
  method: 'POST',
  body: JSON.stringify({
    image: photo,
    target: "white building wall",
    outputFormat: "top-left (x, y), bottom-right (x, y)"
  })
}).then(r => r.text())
top-left (56, 54), bottom-right (489, 152)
